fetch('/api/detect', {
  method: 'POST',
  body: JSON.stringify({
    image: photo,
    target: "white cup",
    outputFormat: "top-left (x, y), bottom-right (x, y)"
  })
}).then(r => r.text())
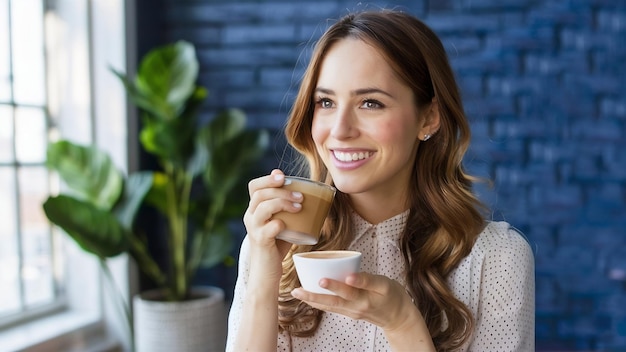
top-left (292, 250), bottom-right (362, 295)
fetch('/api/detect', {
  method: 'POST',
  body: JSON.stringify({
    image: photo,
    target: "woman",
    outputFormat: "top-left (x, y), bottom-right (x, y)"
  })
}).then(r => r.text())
top-left (227, 9), bottom-right (534, 352)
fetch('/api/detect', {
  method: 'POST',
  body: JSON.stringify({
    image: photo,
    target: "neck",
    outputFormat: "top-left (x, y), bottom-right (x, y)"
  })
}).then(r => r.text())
top-left (349, 190), bottom-right (410, 224)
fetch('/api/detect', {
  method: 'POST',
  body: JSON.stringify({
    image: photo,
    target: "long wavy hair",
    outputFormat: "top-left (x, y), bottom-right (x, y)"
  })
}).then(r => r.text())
top-left (278, 10), bottom-right (487, 351)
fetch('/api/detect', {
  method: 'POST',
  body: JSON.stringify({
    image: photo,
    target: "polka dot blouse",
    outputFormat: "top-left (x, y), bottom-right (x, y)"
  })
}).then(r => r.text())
top-left (226, 211), bottom-right (535, 351)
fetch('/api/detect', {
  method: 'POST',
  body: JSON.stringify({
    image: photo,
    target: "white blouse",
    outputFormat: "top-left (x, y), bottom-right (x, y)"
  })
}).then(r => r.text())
top-left (227, 211), bottom-right (535, 351)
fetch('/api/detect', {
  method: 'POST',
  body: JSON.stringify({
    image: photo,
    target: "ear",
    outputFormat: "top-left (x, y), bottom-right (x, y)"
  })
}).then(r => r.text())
top-left (418, 97), bottom-right (441, 141)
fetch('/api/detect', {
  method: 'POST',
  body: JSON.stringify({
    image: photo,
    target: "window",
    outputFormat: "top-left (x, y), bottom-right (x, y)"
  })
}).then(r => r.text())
top-left (0, 0), bottom-right (131, 350)
top-left (0, 0), bottom-right (61, 327)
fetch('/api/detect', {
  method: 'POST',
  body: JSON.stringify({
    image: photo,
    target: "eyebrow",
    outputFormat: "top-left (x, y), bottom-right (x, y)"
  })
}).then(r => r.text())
top-left (314, 87), bottom-right (394, 99)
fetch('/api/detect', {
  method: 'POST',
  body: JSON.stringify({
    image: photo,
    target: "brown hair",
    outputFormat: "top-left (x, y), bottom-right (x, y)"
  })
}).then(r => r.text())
top-left (279, 10), bottom-right (486, 351)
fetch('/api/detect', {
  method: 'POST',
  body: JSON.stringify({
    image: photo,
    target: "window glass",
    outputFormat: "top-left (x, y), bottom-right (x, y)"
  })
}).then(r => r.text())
top-left (0, 167), bottom-right (20, 315)
top-left (18, 166), bottom-right (54, 307)
top-left (15, 107), bottom-right (47, 163)
top-left (11, 0), bottom-right (45, 106)
top-left (0, 0), bottom-right (10, 101)
top-left (0, 0), bottom-right (57, 325)
top-left (0, 105), bottom-right (13, 162)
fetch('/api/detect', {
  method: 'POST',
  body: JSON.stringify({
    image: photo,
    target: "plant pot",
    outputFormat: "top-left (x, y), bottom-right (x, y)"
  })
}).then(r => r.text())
top-left (133, 286), bottom-right (227, 352)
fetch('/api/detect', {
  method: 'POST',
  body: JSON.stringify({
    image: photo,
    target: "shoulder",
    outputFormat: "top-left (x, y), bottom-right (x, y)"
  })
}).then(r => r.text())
top-left (451, 221), bottom-right (535, 282)
top-left (462, 223), bottom-right (536, 351)
top-left (448, 221), bottom-right (535, 314)
top-left (467, 221), bottom-right (535, 281)
top-left (473, 221), bottom-right (534, 259)
top-left (463, 222), bottom-right (535, 298)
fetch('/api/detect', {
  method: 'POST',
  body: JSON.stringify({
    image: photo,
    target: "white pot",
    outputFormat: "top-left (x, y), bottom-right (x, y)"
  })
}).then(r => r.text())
top-left (133, 286), bottom-right (226, 352)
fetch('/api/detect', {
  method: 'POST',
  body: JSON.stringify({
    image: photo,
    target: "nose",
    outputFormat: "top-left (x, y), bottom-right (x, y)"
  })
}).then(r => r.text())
top-left (330, 107), bottom-right (358, 140)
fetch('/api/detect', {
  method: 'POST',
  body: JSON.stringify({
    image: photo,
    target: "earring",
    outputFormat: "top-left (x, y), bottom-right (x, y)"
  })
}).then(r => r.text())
top-left (423, 134), bottom-right (432, 141)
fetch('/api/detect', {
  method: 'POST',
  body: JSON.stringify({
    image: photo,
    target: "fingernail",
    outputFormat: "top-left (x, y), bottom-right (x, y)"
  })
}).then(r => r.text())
top-left (274, 174), bottom-right (284, 182)
top-left (292, 191), bottom-right (302, 199)
top-left (293, 202), bottom-right (302, 209)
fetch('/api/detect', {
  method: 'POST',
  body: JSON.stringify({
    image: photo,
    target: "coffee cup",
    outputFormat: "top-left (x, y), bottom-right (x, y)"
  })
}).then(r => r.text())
top-left (273, 176), bottom-right (336, 245)
top-left (292, 250), bottom-right (362, 295)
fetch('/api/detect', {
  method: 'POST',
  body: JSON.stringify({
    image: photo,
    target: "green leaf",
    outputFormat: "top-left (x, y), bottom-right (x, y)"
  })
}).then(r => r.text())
top-left (111, 68), bottom-right (163, 119)
top-left (143, 171), bottom-right (169, 216)
top-left (111, 41), bottom-right (201, 122)
top-left (202, 109), bottom-right (247, 151)
top-left (204, 129), bottom-right (270, 197)
top-left (218, 180), bottom-right (252, 218)
top-left (46, 141), bottom-right (123, 210)
top-left (135, 41), bottom-right (199, 121)
top-left (181, 86), bottom-right (208, 121)
top-left (139, 90), bottom-right (207, 166)
top-left (197, 224), bottom-right (233, 268)
top-left (187, 137), bottom-right (209, 178)
top-left (139, 114), bottom-right (196, 165)
top-left (113, 172), bottom-right (153, 229)
top-left (43, 195), bottom-right (130, 258)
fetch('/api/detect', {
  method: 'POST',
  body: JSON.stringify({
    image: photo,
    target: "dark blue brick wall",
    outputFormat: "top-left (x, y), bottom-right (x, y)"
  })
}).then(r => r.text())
top-left (158, 0), bottom-right (626, 350)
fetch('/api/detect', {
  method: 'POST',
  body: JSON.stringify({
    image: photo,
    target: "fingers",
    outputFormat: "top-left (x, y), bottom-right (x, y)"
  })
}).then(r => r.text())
top-left (247, 170), bottom-right (303, 212)
top-left (319, 278), bottom-right (361, 301)
top-left (247, 169), bottom-right (286, 211)
top-left (245, 193), bottom-right (302, 227)
top-left (291, 274), bottom-right (410, 325)
top-left (345, 273), bottom-right (389, 296)
top-left (291, 282), bottom-right (369, 321)
top-left (291, 287), bottom-right (348, 313)
top-left (290, 274), bottom-right (378, 303)
top-left (243, 169), bottom-right (303, 242)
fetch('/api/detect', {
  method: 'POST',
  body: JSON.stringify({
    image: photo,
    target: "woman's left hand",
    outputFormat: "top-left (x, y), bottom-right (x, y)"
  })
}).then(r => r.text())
top-left (290, 272), bottom-right (415, 331)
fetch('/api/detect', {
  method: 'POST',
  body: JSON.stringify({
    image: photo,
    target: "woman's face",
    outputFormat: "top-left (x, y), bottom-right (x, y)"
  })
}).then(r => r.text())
top-left (311, 38), bottom-right (429, 202)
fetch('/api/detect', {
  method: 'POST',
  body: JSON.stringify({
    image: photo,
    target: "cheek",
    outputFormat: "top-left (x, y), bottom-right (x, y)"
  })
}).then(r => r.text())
top-left (311, 117), bottom-right (327, 147)
top-left (374, 119), bottom-right (418, 146)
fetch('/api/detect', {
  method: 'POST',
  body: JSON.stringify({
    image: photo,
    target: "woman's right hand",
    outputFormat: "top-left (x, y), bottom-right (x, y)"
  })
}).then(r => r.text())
top-left (243, 169), bottom-right (303, 283)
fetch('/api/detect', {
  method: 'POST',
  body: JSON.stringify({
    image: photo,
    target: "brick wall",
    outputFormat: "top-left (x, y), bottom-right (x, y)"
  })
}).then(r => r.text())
top-left (159, 0), bottom-right (626, 350)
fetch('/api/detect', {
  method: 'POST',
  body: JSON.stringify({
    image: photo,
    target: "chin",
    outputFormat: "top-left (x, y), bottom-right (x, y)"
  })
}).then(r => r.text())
top-left (330, 178), bottom-right (365, 195)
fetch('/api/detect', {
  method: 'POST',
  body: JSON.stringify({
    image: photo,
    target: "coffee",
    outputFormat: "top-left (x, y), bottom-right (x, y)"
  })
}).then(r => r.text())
top-left (273, 176), bottom-right (335, 245)
top-left (296, 251), bottom-right (356, 259)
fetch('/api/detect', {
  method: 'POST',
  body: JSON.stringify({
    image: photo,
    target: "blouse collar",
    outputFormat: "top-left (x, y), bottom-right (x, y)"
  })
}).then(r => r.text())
top-left (350, 209), bottom-right (410, 244)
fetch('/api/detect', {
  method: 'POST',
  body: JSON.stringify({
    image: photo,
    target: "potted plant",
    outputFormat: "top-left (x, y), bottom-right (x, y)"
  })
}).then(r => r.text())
top-left (42, 41), bottom-right (269, 351)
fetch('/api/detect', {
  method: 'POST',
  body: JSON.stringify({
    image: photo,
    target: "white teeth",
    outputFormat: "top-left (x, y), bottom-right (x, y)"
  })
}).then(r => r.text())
top-left (333, 150), bottom-right (371, 162)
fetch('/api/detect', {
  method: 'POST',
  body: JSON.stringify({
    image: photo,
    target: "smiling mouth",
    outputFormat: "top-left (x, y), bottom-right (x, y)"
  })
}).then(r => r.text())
top-left (333, 150), bottom-right (373, 162)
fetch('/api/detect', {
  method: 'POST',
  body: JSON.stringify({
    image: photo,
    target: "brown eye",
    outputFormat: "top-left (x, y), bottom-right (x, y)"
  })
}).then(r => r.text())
top-left (361, 99), bottom-right (383, 109)
top-left (316, 97), bottom-right (334, 109)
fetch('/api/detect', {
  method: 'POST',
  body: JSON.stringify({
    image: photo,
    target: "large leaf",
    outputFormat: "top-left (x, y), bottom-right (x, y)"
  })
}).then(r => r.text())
top-left (202, 109), bottom-right (247, 151)
top-left (180, 86), bottom-right (208, 121)
top-left (135, 41), bottom-right (199, 121)
top-left (139, 86), bottom-right (207, 166)
top-left (113, 172), bottom-right (153, 230)
top-left (139, 113), bottom-right (197, 165)
top-left (198, 108), bottom-right (268, 195)
top-left (46, 141), bottom-right (123, 210)
top-left (111, 68), bottom-right (163, 120)
top-left (43, 195), bottom-right (130, 258)
top-left (187, 137), bottom-right (209, 179)
top-left (204, 129), bottom-right (270, 198)
top-left (111, 41), bottom-right (200, 122)
top-left (197, 223), bottom-right (233, 268)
